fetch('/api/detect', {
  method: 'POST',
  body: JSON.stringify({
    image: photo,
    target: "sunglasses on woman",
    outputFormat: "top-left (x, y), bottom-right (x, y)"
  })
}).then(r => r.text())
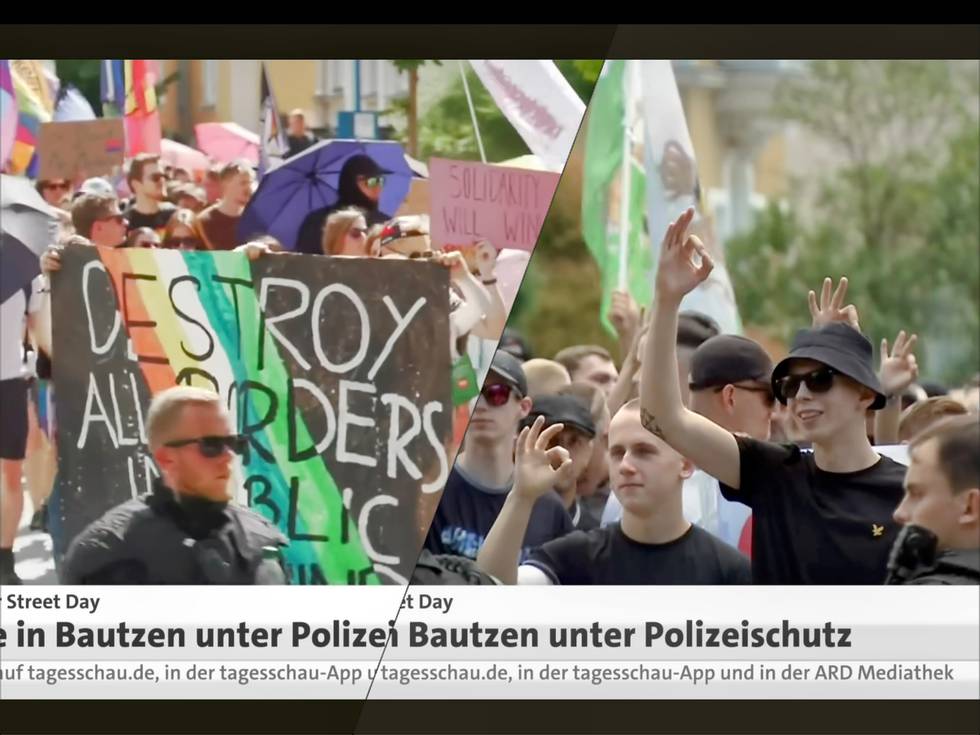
top-left (480, 383), bottom-right (515, 407)
top-left (164, 435), bottom-right (248, 458)
top-left (774, 366), bottom-right (838, 404)
top-left (359, 175), bottom-right (385, 188)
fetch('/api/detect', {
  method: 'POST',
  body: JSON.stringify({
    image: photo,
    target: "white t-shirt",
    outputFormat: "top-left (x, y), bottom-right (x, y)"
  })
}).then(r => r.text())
top-left (1, 276), bottom-right (44, 381)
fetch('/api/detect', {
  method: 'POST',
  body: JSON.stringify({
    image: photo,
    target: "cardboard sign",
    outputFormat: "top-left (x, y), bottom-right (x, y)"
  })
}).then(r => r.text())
top-left (38, 119), bottom-right (126, 181)
top-left (394, 177), bottom-right (432, 218)
top-left (53, 247), bottom-right (452, 585)
top-left (429, 158), bottom-right (559, 252)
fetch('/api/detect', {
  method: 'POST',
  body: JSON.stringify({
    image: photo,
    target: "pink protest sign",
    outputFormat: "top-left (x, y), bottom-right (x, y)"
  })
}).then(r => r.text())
top-left (429, 158), bottom-right (559, 252)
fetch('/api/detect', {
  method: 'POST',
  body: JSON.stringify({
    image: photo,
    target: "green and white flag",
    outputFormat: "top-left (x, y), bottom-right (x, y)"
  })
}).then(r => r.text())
top-left (581, 60), bottom-right (650, 336)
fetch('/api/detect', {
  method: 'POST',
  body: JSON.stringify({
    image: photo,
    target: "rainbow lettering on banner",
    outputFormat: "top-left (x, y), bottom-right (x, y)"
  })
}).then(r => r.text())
top-left (53, 247), bottom-right (453, 585)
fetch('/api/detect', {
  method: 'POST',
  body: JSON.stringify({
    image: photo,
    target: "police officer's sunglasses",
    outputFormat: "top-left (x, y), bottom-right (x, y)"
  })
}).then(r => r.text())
top-left (164, 435), bottom-right (248, 458)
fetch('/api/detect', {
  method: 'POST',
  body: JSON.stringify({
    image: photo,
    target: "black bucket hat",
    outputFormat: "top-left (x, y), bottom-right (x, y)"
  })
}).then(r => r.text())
top-left (771, 323), bottom-right (886, 410)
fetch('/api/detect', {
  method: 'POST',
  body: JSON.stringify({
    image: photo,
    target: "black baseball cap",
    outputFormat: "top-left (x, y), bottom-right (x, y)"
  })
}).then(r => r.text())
top-left (521, 394), bottom-right (596, 438)
top-left (771, 323), bottom-right (887, 410)
top-left (499, 327), bottom-right (533, 362)
top-left (677, 311), bottom-right (722, 349)
top-left (689, 335), bottom-right (774, 391)
top-left (489, 350), bottom-right (528, 398)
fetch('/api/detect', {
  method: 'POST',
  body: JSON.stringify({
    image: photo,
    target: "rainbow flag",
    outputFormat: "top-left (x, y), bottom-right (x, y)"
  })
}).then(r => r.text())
top-left (101, 59), bottom-right (161, 157)
top-left (0, 61), bottom-right (15, 170)
top-left (6, 60), bottom-right (53, 176)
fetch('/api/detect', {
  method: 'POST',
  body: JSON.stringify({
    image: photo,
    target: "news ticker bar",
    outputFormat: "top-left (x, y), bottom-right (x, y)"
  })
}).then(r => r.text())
top-left (3, 587), bottom-right (977, 664)
top-left (2, 659), bottom-right (978, 700)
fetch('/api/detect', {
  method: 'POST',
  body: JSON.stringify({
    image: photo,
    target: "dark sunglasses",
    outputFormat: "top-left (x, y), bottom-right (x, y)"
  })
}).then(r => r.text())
top-left (163, 236), bottom-right (202, 249)
top-left (43, 181), bottom-right (71, 191)
top-left (164, 434), bottom-right (247, 458)
top-left (98, 214), bottom-right (127, 225)
top-left (149, 172), bottom-right (168, 183)
top-left (480, 383), bottom-right (514, 407)
top-left (774, 367), bottom-right (838, 404)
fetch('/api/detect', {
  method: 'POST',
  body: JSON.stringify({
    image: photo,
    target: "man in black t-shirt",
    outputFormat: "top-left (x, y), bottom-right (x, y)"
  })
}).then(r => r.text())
top-left (123, 154), bottom-right (176, 236)
top-left (422, 352), bottom-right (573, 563)
top-left (639, 207), bottom-right (915, 585)
top-left (475, 401), bottom-right (750, 585)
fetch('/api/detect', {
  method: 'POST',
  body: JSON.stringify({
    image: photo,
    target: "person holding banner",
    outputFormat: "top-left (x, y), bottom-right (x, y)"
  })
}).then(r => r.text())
top-left (475, 402), bottom-right (750, 585)
top-left (640, 207), bottom-right (911, 585)
top-left (70, 194), bottom-right (128, 248)
top-left (62, 387), bottom-right (288, 585)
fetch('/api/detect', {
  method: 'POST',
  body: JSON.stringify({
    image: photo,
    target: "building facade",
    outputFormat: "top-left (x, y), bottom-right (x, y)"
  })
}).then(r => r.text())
top-left (156, 60), bottom-right (442, 143)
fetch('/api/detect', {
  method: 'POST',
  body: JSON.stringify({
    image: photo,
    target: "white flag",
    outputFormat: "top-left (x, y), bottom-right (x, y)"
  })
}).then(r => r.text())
top-left (468, 60), bottom-right (584, 173)
top-left (639, 60), bottom-right (742, 335)
top-left (259, 63), bottom-right (287, 176)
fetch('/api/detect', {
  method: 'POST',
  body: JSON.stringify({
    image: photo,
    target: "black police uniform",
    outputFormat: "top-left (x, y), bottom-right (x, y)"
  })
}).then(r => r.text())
top-left (62, 480), bottom-right (288, 585)
top-left (885, 524), bottom-right (980, 586)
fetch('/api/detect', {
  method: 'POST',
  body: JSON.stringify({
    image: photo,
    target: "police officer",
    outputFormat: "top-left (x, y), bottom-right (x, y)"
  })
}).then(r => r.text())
top-left (887, 415), bottom-right (980, 585)
top-left (63, 387), bottom-right (287, 584)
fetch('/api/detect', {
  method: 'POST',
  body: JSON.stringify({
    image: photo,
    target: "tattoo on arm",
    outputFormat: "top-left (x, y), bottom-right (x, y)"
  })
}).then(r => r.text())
top-left (640, 408), bottom-right (666, 439)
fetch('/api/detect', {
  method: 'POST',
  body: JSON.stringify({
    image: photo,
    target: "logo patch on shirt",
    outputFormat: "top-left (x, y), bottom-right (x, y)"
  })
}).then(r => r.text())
top-left (872, 524), bottom-right (884, 537)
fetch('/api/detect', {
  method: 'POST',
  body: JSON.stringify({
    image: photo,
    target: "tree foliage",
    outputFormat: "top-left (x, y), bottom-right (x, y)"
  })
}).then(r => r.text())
top-left (728, 61), bottom-right (979, 385)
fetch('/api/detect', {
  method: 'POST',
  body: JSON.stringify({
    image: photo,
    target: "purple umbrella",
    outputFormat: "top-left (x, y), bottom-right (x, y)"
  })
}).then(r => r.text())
top-left (238, 139), bottom-right (415, 251)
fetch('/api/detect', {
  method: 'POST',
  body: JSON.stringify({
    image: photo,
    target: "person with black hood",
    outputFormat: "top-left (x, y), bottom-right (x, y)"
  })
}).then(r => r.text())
top-left (295, 154), bottom-right (390, 255)
top-left (888, 414), bottom-right (979, 585)
top-left (640, 207), bottom-right (912, 585)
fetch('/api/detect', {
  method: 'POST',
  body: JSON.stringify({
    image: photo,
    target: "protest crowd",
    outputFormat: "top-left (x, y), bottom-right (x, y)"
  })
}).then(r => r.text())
top-left (1, 59), bottom-right (524, 586)
top-left (423, 219), bottom-right (980, 585)
top-left (421, 60), bottom-right (980, 588)
top-left (2, 59), bottom-right (976, 590)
